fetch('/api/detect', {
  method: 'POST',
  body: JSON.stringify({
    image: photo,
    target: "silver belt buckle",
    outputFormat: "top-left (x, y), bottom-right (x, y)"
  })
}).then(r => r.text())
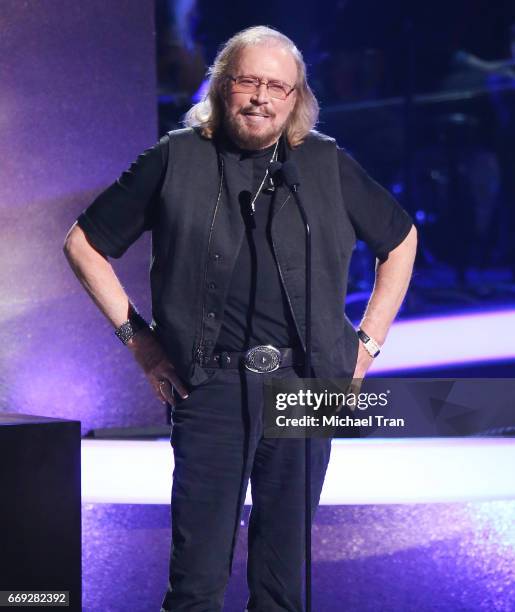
top-left (244, 345), bottom-right (282, 373)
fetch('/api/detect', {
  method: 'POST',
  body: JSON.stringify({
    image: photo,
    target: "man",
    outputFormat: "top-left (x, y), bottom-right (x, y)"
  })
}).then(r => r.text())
top-left (64, 26), bottom-right (416, 612)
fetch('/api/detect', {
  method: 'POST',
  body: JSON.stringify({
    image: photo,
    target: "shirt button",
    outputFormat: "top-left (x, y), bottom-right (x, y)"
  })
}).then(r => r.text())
top-left (207, 312), bottom-right (216, 319)
top-left (213, 253), bottom-right (221, 261)
top-left (208, 282), bottom-right (217, 290)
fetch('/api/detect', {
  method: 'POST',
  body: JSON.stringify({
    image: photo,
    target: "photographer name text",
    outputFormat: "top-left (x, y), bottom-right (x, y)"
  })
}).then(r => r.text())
top-left (275, 414), bottom-right (405, 427)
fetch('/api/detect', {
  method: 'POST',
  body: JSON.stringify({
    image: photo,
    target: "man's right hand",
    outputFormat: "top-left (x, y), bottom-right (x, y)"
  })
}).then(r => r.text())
top-left (126, 327), bottom-right (189, 408)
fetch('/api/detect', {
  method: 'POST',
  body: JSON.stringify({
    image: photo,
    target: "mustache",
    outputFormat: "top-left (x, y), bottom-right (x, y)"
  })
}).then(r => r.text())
top-left (240, 107), bottom-right (275, 117)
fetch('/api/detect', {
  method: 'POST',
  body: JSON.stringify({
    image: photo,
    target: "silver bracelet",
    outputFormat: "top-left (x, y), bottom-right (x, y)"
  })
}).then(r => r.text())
top-left (114, 312), bottom-right (149, 345)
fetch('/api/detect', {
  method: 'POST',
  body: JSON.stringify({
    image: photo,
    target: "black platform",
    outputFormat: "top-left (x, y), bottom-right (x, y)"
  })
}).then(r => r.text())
top-left (0, 413), bottom-right (81, 611)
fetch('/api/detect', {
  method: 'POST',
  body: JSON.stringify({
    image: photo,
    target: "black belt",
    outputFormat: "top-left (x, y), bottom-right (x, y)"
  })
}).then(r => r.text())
top-left (204, 345), bottom-right (304, 373)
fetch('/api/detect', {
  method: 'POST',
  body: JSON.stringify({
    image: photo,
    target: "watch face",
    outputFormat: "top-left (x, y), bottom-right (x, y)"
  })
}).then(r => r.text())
top-left (357, 329), bottom-right (380, 357)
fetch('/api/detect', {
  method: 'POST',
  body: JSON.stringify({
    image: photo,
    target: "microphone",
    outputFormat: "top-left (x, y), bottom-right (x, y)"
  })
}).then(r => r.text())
top-left (268, 160), bottom-right (283, 190)
top-left (269, 160), bottom-right (283, 179)
top-left (280, 160), bottom-right (301, 191)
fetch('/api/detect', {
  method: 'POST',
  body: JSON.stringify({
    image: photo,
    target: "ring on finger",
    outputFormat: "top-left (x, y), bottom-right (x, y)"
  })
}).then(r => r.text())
top-left (158, 379), bottom-right (174, 395)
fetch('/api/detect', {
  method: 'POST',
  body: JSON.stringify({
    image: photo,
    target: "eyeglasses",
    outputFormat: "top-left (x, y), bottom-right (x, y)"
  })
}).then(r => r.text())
top-left (227, 75), bottom-right (296, 100)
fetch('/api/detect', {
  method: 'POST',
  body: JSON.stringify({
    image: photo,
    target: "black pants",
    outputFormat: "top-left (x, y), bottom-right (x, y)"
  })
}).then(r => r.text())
top-left (160, 365), bottom-right (331, 612)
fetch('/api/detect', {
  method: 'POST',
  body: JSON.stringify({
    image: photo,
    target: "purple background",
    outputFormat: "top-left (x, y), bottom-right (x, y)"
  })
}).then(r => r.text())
top-left (0, 1), bottom-right (162, 434)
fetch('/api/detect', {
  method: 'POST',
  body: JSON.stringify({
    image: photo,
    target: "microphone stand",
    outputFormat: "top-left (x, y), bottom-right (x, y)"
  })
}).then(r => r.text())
top-left (272, 160), bottom-right (313, 612)
top-left (297, 191), bottom-right (313, 612)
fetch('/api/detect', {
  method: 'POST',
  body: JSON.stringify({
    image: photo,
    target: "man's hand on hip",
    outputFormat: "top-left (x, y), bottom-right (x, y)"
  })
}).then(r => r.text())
top-left (347, 342), bottom-right (374, 396)
top-left (127, 328), bottom-right (189, 407)
top-left (352, 341), bottom-right (374, 380)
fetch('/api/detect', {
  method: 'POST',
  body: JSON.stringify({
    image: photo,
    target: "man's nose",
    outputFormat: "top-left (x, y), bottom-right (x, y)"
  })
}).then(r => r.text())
top-left (251, 82), bottom-right (270, 104)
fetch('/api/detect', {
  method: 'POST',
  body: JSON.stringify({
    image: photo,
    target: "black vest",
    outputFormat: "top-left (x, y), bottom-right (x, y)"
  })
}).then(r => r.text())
top-left (151, 127), bottom-right (359, 385)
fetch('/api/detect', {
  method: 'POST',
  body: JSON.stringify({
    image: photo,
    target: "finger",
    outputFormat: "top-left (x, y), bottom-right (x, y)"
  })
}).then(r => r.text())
top-left (343, 380), bottom-right (364, 410)
top-left (166, 371), bottom-right (189, 399)
top-left (157, 389), bottom-right (172, 407)
top-left (156, 388), bottom-right (170, 407)
top-left (350, 380), bottom-right (364, 395)
top-left (151, 361), bottom-right (190, 399)
top-left (158, 379), bottom-right (176, 406)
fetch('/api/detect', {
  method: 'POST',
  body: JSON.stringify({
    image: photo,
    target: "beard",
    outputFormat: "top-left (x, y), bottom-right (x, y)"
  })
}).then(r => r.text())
top-left (222, 108), bottom-right (288, 150)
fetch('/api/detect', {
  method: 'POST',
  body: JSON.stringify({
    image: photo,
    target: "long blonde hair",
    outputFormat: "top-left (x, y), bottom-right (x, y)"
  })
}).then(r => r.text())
top-left (183, 26), bottom-right (319, 148)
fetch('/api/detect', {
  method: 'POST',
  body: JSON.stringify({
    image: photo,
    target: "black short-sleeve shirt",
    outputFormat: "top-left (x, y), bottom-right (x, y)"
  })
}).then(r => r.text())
top-left (77, 135), bottom-right (412, 350)
top-left (338, 150), bottom-right (412, 262)
top-left (77, 138), bottom-right (168, 259)
top-left (77, 137), bottom-right (412, 262)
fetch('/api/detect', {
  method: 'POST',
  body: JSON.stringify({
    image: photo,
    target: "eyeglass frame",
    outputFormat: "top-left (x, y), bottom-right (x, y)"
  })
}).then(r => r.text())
top-left (226, 75), bottom-right (296, 100)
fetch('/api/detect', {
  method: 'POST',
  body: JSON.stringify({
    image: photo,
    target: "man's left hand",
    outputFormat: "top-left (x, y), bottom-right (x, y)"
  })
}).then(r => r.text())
top-left (352, 341), bottom-right (375, 381)
top-left (344, 342), bottom-right (374, 398)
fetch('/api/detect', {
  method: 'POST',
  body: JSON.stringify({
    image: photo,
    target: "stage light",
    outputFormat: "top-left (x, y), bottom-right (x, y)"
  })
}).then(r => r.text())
top-left (81, 438), bottom-right (515, 505)
top-left (371, 310), bottom-right (515, 373)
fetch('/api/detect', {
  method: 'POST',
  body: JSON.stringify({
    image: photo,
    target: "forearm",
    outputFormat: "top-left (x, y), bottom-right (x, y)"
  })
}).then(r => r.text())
top-left (359, 225), bottom-right (417, 345)
top-left (63, 222), bottom-right (134, 329)
top-left (63, 223), bottom-right (188, 401)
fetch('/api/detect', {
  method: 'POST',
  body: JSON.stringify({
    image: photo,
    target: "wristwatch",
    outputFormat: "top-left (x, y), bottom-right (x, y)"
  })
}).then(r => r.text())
top-left (114, 311), bottom-right (149, 345)
top-left (357, 328), bottom-right (381, 358)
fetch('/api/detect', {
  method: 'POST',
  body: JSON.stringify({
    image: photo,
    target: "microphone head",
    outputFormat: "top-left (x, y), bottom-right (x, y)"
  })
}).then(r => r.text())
top-left (269, 160), bottom-right (283, 178)
top-left (281, 160), bottom-right (300, 188)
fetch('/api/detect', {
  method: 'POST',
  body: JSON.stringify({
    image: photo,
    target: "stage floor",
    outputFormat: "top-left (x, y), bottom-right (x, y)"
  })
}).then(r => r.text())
top-left (82, 500), bottom-right (515, 611)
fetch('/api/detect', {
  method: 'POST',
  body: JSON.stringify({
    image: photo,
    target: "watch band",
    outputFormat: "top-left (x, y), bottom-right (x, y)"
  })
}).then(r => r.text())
top-left (114, 312), bottom-right (149, 345)
top-left (357, 328), bottom-right (381, 358)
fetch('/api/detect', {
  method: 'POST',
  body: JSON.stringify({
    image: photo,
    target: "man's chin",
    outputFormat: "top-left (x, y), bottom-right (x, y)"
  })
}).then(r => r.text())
top-left (237, 134), bottom-right (276, 150)
top-left (224, 121), bottom-right (281, 150)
